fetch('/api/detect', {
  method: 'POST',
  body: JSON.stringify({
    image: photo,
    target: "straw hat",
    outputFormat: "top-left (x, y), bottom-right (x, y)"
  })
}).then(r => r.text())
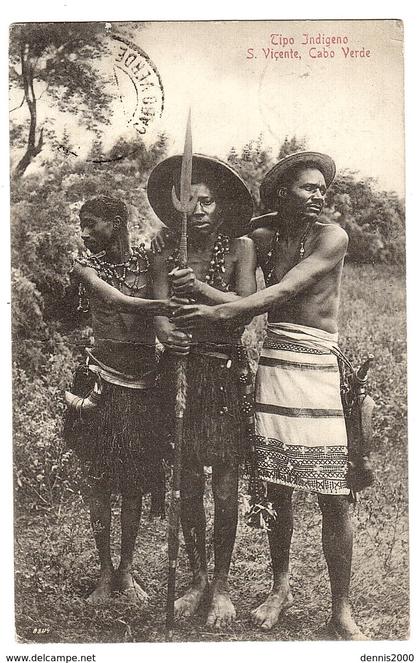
top-left (147, 154), bottom-right (253, 238)
top-left (260, 151), bottom-right (336, 209)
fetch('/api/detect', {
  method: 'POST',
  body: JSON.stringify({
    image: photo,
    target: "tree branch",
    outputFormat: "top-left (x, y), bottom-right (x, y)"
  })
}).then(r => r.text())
top-left (20, 42), bottom-right (30, 102)
top-left (14, 41), bottom-right (42, 178)
top-left (9, 94), bottom-right (26, 113)
top-left (34, 126), bottom-right (44, 156)
top-left (36, 81), bottom-right (50, 101)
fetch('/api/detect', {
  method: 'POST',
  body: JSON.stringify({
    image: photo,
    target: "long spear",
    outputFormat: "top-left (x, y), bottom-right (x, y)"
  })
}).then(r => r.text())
top-left (165, 110), bottom-right (197, 641)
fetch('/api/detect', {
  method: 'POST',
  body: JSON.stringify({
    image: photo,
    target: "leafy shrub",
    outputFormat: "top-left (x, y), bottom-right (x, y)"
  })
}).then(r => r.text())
top-left (327, 173), bottom-right (405, 265)
top-left (13, 349), bottom-right (81, 517)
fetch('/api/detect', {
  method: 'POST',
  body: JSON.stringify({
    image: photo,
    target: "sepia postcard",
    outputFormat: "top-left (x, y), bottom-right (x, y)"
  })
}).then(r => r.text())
top-left (6, 17), bottom-right (408, 660)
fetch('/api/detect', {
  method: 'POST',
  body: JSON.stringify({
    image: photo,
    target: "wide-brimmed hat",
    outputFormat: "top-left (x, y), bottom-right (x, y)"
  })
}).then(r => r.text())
top-left (260, 151), bottom-right (336, 209)
top-left (147, 154), bottom-right (253, 238)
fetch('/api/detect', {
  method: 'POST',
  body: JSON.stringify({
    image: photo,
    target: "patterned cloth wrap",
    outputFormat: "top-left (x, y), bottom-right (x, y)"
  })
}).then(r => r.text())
top-left (64, 341), bottom-right (168, 515)
top-left (254, 322), bottom-right (350, 496)
top-left (160, 342), bottom-right (253, 467)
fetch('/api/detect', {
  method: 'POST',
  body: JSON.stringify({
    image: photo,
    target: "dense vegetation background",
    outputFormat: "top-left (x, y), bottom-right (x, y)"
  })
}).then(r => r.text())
top-left (10, 23), bottom-right (407, 642)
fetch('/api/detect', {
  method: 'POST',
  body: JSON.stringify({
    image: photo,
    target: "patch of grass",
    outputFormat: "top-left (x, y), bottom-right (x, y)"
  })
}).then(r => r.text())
top-left (14, 263), bottom-right (408, 642)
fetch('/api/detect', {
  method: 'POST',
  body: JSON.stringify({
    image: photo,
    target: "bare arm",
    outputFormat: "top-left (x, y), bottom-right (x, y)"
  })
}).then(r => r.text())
top-left (231, 236), bottom-right (258, 297)
top-left (73, 262), bottom-right (170, 316)
top-left (248, 226), bottom-right (276, 270)
top-left (151, 251), bottom-right (190, 354)
top-left (173, 226), bottom-right (348, 327)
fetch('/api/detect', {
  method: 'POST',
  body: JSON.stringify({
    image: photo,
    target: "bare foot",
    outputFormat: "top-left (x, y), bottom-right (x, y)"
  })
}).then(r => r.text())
top-left (115, 570), bottom-right (149, 603)
top-left (206, 586), bottom-right (236, 629)
top-left (251, 590), bottom-right (294, 630)
top-left (327, 618), bottom-right (368, 641)
top-left (174, 578), bottom-right (208, 618)
top-left (86, 571), bottom-right (113, 603)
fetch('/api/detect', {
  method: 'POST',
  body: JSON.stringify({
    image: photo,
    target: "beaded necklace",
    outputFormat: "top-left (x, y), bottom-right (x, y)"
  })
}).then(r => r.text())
top-left (167, 233), bottom-right (231, 292)
top-left (265, 222), bottom-right (312, 286)
top-left (76, 244), bottom-right (150, 312)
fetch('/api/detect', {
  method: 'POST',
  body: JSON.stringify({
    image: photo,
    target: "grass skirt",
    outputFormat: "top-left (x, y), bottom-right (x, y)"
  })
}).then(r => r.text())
top-left (160, 348), bottom-right (249, 466)
top-left (64, 374), bottom-right (167, 511)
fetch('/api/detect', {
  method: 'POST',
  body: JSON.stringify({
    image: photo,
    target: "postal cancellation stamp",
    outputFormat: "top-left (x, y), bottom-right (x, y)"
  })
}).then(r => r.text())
top-left (111, 33), bottom-right (164, 137)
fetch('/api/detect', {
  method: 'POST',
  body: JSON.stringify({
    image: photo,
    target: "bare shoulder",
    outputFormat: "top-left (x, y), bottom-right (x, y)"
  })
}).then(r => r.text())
top-left (315, 222), bottom-right (348, 251)
top-left (248, 226), bottom-right (275, 257)
top-left (72, 259), bottom-right (98, 283)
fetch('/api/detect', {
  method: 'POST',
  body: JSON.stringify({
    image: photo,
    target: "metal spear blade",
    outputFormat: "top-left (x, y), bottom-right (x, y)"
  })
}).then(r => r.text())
top-left (172, 109), bottom-right (198, 215)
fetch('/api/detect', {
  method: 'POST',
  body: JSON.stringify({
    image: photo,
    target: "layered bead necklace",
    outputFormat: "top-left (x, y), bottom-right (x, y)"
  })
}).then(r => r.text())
top-left (167, 233), bottom-right (231, 292)
top-left (76, 244), bottom-right (150, 312)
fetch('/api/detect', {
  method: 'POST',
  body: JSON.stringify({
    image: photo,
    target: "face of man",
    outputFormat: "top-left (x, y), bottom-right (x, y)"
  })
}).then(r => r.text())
top-left (80, 212), bottom-right (115, 254)
top-left (187, 182), bottom-right (221, 236)
top-left (282, 167), bottom-right (327, 221)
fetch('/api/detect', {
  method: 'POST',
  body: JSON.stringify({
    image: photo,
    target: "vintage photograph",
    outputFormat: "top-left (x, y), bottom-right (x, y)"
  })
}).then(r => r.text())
top-left (9, 19), bottom-right (406, 644)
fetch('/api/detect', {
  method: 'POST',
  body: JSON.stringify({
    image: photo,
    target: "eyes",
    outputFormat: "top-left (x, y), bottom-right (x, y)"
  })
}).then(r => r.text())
top-left (197, 197), bottom-right (215, 208)
top-left (302, 184), bottom-right (326, 195)
top-left (80, 216), bottom-right (107, 230)
top-left (80, 221), bottom-right (100, 234)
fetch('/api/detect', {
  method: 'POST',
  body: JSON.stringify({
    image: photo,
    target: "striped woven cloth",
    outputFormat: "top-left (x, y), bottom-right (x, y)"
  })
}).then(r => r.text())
top-left (254, 322), bottom-right (349, 495)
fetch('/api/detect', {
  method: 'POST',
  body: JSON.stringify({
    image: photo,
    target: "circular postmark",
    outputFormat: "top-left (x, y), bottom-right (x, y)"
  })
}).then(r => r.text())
top-left (52, 28), bottom-right (165, 162)
top-left (111, 33), bottom-right (164, 137)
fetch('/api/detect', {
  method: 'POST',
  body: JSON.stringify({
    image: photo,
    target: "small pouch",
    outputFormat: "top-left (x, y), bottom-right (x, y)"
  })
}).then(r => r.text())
top-left (335, 350), bottom-right (376, 498)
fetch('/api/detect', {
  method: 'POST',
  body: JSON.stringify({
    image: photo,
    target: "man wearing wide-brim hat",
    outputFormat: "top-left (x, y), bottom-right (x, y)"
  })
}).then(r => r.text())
top-left (149, 154), bottom-right (257, 628)
top-left (173, 151), bottom-right (367, 639)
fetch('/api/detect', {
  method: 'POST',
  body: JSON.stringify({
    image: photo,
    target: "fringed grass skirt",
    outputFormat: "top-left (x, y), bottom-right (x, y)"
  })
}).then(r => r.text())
top-left (160, 348), bottom-right (248, 466)
top-left (65, 379), bottom-right (166, 506)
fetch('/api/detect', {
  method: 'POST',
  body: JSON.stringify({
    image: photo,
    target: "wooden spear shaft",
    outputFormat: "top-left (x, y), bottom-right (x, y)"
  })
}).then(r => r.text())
top-left (165, 111), bottom-right (197, 641)
top-left (165, 212), bottom-right (187, 640)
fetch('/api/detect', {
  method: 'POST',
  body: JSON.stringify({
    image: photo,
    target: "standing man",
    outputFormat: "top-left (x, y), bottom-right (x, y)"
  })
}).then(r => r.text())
top-left (148, 155), bottom-right (257, 628)
top-left (173, 152), bottom-right (367, 640)
top-left (65, 196), bottom-right (170, 603)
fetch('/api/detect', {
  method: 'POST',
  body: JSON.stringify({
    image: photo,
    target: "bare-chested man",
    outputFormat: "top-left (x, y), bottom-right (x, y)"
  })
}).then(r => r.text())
top-left (64, 196), bottom-right (170, 603)
top-left (147, 155), bottom-right (257, 627)
top-left (173, 152), bottom-right (367, 639)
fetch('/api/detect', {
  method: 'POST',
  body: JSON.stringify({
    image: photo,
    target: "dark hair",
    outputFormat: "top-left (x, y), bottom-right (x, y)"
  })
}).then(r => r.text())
top-left (79, 196), bottom-right (128, 225)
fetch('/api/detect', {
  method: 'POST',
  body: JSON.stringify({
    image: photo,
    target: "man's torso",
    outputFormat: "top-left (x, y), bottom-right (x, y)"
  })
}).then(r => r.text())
top-left (80, 247), bottom-right (156, 375)
top-left (251, 218), bottom-right (345, 334)
top-left (86, 247), bottom-right (155, 346)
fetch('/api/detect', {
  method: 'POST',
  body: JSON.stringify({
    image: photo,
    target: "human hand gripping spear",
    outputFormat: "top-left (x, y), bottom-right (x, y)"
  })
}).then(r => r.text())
top-left (165, 110), bottom-right (198, 641)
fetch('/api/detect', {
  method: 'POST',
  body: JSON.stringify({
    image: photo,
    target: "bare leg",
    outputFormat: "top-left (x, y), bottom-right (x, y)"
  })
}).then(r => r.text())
top-left (114, 491), bottom-right (148, 603)
top-left (318, 493), bottom-right (367, 640)
top-left (206, 461), bottom-right (239, 628)
top-left (252, 484), bottom-right (294, 630)
top-left (86, 486), bottom-right (114, 602)
top-left (174, 461), bottom-right (208, 618)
